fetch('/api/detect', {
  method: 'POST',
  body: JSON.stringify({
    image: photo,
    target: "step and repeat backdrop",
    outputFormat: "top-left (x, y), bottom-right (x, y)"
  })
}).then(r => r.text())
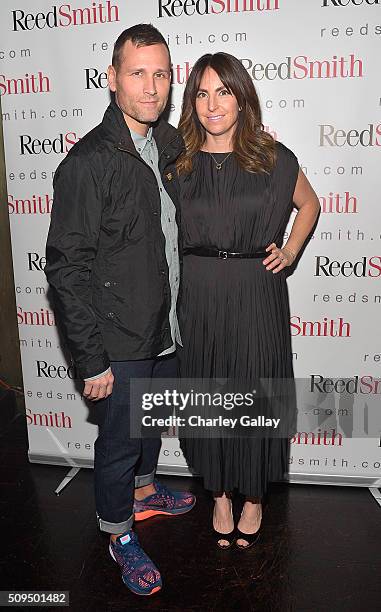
top-left (1, 0), bottom-right (380, 485)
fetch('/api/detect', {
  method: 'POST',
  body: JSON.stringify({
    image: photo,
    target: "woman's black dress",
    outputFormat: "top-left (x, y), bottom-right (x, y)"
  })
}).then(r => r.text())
top-left (178, 142), bottom-right (299, 498)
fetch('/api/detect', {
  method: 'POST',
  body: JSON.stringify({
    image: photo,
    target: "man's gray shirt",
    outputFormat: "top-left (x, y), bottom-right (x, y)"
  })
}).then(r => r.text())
top-left (130, 126), bottom-right (181, 356)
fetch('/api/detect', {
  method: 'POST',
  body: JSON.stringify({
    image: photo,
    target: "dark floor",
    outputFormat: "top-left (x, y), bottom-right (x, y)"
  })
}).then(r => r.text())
top-left (1, 396), bottom-right (380, 612)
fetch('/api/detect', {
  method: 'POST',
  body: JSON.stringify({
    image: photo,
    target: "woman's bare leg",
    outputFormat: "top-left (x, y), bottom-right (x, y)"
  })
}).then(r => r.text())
top-left (213, 491), bottom-right (234, 547)
top-left (236, 496), bottom-right (262, 547)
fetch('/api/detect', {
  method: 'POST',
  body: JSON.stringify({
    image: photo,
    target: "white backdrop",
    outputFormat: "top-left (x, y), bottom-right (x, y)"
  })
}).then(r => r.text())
top-left (1, 0), bottom-right (381, 486)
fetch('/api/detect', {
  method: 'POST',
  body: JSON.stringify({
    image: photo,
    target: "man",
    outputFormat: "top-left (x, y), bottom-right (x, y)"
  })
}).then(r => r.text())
top-left (45, 24), bottom-right (195, 597)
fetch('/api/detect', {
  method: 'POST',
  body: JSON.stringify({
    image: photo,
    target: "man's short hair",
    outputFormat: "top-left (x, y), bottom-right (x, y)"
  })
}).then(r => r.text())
top-left (112, 24), bottom-right (170, 71)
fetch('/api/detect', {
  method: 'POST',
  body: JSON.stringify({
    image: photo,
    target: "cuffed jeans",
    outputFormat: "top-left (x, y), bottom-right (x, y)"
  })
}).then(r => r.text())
top-left (94, 353), bottom-right (178, 535)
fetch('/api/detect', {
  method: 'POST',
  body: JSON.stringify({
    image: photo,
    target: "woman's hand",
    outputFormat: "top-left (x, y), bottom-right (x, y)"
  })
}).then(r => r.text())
top-left (263, 243), bottom-right (296, 273)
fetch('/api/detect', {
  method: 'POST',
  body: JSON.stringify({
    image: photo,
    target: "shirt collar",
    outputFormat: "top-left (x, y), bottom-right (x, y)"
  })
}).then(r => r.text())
top-left (129, 126), bottom-right (153, 154)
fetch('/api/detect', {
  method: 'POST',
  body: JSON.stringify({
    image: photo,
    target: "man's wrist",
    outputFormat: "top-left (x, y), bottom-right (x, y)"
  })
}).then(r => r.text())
top-left (84, 367), bottom-right (111, 382)
top-left (76, 350), bottom-right (110, 380)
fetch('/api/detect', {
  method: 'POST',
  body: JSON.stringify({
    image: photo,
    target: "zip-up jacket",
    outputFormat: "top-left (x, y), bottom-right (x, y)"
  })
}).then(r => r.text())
top-left (45, 101), bottom-right (184, 379)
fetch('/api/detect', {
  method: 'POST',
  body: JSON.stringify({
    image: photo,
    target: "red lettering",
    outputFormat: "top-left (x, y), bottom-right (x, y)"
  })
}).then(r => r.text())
top-left (211, 0), bottom-right (225, 13)
top-left (293, 55), bottom-right (308, 79)
top-left (58, 4), bottom-right (71, 26)
top-left (26, 408), bottom-right (32, 426)
top-left (65, 131), bottom-right (78, 151)
top-left (368, 256), bottom-right (381, 277)
top-left (376, 123), bottom-right (381, 146)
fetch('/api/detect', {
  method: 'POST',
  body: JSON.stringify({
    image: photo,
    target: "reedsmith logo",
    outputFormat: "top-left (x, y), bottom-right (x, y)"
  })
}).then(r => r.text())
top-left (158, 0), bottom-right (279, 17)
top-left (12, 2), bottom-right (119, 30)
top-left (19, 131), bottom-right (79, 155)
top-left (241, 54), bottom-right (362, 80)
top-left (319, 123), bottom-right (381, 146)
top-left (310, 374), bottom-right (381, 395)
top-left (315, 256), bottom-right (381, 277)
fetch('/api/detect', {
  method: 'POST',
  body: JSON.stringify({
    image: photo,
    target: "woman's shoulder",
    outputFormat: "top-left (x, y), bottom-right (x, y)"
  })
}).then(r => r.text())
top-left (275, 140), bottom-right (298, 165)
top-left (273, 140), bottom-right (299, 176)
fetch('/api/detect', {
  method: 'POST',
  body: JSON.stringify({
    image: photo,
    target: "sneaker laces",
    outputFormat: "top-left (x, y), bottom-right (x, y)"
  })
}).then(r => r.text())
top-left (153, 481), bottom-right (194, 508)
top-left (112, 532), bottom-right (160, 588)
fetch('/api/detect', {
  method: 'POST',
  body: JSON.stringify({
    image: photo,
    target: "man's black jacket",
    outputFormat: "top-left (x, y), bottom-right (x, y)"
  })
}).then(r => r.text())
top-left (45, 101), bottom-right (184, 379)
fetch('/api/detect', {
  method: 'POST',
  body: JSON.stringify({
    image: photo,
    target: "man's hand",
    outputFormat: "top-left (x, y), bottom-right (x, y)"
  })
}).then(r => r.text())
top-left (83, 371), bottom-right (114, 401)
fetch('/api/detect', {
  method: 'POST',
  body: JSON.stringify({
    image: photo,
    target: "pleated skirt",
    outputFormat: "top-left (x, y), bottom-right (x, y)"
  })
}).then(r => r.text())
top-left (178, 255), bottom-right (295, 498)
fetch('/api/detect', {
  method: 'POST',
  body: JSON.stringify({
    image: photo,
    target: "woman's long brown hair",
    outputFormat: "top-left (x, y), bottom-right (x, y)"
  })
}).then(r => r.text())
top-left (176, 52), bottom-right (276, 175)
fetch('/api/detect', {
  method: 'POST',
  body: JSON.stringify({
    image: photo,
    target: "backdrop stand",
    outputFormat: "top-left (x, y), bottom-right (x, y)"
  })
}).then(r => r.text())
top-left (369, 487), bottom-right (381, 508)
top-left (54, 467), bottom-right (81, 496)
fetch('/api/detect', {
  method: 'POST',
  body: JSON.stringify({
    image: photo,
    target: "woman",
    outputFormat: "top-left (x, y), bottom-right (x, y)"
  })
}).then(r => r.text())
top-left (176, 52), bottom-right (320, 549)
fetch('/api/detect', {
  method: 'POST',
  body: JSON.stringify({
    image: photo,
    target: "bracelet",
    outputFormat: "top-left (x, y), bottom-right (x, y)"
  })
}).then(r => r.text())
top-left (282, 246), bottom-right (297, 261)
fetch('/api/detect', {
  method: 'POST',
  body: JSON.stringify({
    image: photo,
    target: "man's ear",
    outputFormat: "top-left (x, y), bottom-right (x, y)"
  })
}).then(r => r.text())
top-left (108, 65), bottom-right (117, 92)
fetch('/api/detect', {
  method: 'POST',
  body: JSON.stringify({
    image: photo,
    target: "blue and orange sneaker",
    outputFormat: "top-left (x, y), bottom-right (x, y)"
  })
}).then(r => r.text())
top-left (134, 480), bottom-right (196, 521)
top-left (109, 530), bottom-right (162, 596)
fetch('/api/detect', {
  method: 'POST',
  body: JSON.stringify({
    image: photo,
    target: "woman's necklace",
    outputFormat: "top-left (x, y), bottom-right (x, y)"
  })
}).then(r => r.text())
top-left (208, 151), bottom-right (233, 170)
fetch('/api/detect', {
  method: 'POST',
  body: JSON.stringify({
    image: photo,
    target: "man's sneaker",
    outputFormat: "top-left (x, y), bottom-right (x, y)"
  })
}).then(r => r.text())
top-left (109, 530), bottom-right (162, 596)
top-left (134, 480), bottom-right (196, 521)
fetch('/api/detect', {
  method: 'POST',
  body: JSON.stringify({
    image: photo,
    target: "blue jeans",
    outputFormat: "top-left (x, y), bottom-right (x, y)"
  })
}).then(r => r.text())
top-left (94, 353), bottom-right (178, 534)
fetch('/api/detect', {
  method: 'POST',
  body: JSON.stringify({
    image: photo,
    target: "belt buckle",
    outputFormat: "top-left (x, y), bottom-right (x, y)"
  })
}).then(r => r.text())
top-left (218, 250), bottom-right (228, 259)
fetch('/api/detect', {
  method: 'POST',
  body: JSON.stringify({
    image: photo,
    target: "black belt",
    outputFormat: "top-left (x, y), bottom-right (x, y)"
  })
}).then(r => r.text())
top-left (183, 247), bottom-right (268, 259)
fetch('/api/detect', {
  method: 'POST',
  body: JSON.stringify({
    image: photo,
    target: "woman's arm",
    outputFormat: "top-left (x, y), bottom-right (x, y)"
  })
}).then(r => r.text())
top-left (264, 169), bottom-right (320, 273)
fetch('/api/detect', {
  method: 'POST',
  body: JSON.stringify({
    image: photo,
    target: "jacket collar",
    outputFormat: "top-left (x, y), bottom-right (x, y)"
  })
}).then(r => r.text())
top-left (101, 100), bottom-right (183, 159)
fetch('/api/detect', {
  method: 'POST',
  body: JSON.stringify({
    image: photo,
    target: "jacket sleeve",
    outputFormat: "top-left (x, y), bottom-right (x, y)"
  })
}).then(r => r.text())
top-left (45, 152), bottom-right (110, 380)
